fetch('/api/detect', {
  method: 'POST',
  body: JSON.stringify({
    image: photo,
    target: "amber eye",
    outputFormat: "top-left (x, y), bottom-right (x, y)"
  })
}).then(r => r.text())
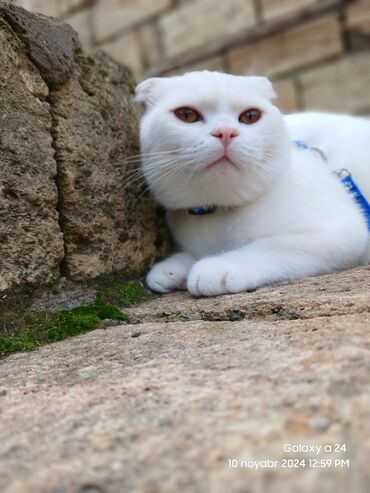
top-left (174, 107), bottom-right (202, 123)
top-left (239, 109), bottom-right (262, 125)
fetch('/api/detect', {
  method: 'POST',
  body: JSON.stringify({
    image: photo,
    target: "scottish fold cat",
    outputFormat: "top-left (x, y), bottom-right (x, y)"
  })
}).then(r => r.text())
top-left (135, 71), bottom-right (369, 296)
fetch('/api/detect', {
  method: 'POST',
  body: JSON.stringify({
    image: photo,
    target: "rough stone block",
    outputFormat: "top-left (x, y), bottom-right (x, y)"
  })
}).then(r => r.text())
top-left (0, 15), bottom-right (63, 292)
top-left (261, 0), bottom-right (334, 22)
top-left (300, 53), bottom-right (370, 113)
top-left (273, 78), bottom-right (299, 113)
top-left (64, 8), bottom-right (93, 49)
top-left (14, 0), bottom-right (88, 16)
top-left (101, 30), bottom-right (144, 79)
top-left (13, 0), bottom-right (59, 17)
top-left (346, 0), bottom-right (370, 50)
top-left (228, 15), bottom-right (342, 77)
top-left (58, 0), bottom-right (89, 16)
top-left (48, 50), bottom-right (170, 281)
top-left (0, 1), bottom-right (170, 290)
top-left (159, 0), bottom-right (256, 60)
top-left (94, 0), bottom-right (172, 43)
top-left (347, 0), bottom-right (370, 29)
top-left (137, 22), bottom-right (163, 70)
top-left (163, 55), bottom-right (225, 77)
top-left (3, 3), bottom-right (80, 87)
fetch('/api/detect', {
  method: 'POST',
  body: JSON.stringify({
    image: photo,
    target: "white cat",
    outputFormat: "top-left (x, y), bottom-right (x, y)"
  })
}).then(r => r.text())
top-left (135, 71), bottom-right (369, 296)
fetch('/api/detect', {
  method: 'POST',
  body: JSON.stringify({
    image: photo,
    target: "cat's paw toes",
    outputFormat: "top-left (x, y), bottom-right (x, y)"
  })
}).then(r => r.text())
top-left (146, 255), bottom-right (192, 293)
top-left (147, 266), bottom-right (187, 293)
top-left (187, 258), bottom-right (246, 297)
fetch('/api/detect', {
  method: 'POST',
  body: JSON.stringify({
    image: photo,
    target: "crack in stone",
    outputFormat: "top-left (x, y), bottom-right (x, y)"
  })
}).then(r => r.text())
top-left (46, 93), bottom-right (69, 278)
top-left (0, 1), bottom-right (75, 279)
top-left (127, 303), bottom-right (370, 325)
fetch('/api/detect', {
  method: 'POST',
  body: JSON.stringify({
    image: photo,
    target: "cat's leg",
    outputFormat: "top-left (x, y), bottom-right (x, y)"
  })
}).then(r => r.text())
top-left (187, 231), bottom-right (368, 296)
top-left (147, 252), bottom-right (195, 293)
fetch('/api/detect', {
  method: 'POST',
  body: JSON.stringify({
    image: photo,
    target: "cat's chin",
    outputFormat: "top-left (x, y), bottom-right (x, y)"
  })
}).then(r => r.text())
top-left (204, 156), bottom-right (239, 171)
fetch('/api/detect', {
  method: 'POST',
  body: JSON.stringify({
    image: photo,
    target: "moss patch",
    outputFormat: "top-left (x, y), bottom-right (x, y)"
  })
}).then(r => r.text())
top-left (0, 299), bottom-right (127, 356)
top-left (0, 279), bottom-right (155, 357)
top-left (97, 281), bottom-right (155, 307)
top-left (51, 283), bottom-right (60, 295)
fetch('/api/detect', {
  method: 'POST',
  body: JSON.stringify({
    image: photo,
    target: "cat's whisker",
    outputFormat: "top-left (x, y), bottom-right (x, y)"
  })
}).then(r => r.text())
top-left (144, 164), bottom-right (185, 186)
top-left (122, 157), bottom-right (188, 190)
top-left (122, 154), bottom-right (185, 177)
top-left (123, 149), bottom-right (180, 159)
top-left (145, 165), bottom-right (193, 190)
top-left (121, 168), bottom-right (146, 186)
top-left (143, 156), bottom-right (197, 178)
top-left (122, 175), bottom-right (146, 189)
top-left (115, 149), bottom-right (182, 166)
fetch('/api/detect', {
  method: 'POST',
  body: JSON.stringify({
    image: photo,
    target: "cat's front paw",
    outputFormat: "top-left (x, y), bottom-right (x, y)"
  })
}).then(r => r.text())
top-left (146, 253), bottom-right (195, 293)
top-left (187, 257), bottom-right (248, 297)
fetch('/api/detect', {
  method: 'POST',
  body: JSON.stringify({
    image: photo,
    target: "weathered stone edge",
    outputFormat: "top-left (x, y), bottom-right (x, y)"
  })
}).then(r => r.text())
top-left (0, 1), bottom-right (140, 291)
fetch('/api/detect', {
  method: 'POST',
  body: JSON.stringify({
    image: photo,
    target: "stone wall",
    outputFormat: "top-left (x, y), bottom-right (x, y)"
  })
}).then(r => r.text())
top-left (0, 1), bottom-right (169, 293)
top-left (12, 0), bottom-right (370, 114)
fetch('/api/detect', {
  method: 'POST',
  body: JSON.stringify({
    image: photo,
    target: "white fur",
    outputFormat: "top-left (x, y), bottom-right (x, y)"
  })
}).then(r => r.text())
top-left (284, 112), bottom-right (370, 199)
top-left (136, 71), bottom-right (369, 296)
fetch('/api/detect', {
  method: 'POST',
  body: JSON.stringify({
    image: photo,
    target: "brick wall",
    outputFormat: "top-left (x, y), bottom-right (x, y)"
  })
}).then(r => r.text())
top-left (12, 0), bottom-right (370, 114)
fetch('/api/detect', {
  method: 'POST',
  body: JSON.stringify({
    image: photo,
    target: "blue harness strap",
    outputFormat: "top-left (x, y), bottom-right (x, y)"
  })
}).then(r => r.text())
top-left (340, 173), bottom-right (370, 230)
top-left (292, 139), bottom-right (309, 150)
top-left (293, 140), bottom-right (370, 232)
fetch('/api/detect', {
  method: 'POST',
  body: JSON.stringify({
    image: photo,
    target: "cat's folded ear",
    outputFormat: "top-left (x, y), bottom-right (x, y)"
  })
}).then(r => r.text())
top-left (135, 78), bottom-right (167, 107)
top-left (247, 76), bottom-right (277, 101)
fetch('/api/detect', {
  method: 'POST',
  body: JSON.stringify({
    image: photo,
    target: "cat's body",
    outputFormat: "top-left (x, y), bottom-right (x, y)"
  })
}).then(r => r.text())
top-left (135, 71), bottom-right (369, 296)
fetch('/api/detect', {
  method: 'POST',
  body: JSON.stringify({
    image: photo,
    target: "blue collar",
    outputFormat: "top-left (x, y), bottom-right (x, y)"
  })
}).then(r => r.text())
top-left (188, 205), bottom-right (217, 215)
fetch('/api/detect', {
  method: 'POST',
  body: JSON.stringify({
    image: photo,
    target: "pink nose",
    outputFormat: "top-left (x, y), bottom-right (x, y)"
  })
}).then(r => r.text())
top-left (211, 127), bottom-right (239, 147)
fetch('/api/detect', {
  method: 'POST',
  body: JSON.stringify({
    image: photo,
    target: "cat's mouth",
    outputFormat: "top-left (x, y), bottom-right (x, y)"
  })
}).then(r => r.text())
top-left (205, 155), bottom-right (238, 171)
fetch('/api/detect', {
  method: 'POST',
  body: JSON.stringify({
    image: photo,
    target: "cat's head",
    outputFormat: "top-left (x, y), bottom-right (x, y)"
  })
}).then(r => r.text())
top-left (136, 71), bottom-right (290, 210)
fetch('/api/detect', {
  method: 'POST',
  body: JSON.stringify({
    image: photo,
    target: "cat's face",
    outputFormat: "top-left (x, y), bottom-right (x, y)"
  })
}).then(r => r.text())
top-left (136, 71), bottom-right (290, 209)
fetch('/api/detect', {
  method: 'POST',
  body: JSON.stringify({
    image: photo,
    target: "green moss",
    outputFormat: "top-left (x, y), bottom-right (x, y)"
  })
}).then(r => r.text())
top-left (0, 278), bottom-right (154, 357)
top-left (51, 283), bottom-right (60, 295)
top-left (97, 281), bottom-right (154, 307)
top-left (0, 299), bottom-right (127, 356)
top-left (0, 331), bottom-right (37, 353)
